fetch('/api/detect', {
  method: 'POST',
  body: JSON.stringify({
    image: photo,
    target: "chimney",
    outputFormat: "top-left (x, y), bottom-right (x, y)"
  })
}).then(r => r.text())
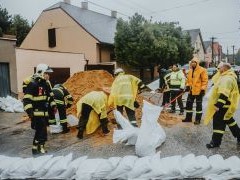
top-left (111, 10), bottom-right (117, 18)
top-left (63, 0), bottom-right (71, 4)
top-left (81, 1), bottom-right (88, 9)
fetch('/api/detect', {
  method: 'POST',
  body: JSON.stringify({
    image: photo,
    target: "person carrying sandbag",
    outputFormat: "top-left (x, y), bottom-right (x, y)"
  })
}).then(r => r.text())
top-left (76, 88), bottom-right (110, 139)
top-left (108, 68), bottom-right (145, 127)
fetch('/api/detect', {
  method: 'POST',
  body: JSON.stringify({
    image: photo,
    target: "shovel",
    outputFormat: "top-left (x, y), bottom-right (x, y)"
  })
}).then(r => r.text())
top-left (162, 91), bottom-right (185, 112)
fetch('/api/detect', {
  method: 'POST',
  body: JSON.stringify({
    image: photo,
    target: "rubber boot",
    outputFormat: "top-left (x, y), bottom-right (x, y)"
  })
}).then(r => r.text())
top-left (61, 122), bottom-right (70, 134)
top-left (182, 112), bottom-right (192, 122)
top-left (77, 129), bottom-right (84, 139)
top-left (38, 144), bottom-right (47, 154)
top-left (100, 118), bottom-right (110, 134)
top-left (32, 140), bottom-right (39, 155)
top-left (32, 145), bottom-right (39, 155)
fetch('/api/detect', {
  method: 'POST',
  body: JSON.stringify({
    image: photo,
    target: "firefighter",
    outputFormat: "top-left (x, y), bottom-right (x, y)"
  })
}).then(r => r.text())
top-left (183, 57), bottom-right (208, 124)
top-left (48, 84), bottom-right (73, 134)
top-left (169, 64), bottom-right (185, 115)
top-left (22, 63), bottom-right (56, 155)
top-left (108, 68), bottom-right (144, 127)
top-left (161, 67), bottom-right (172, 106)
top-left (204, 63), bottom-right (240, 148)
top-left (77, 88), bottom-right (110, 139)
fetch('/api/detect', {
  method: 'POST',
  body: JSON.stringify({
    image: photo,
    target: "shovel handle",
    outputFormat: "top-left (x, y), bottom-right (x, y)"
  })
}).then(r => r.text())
top-left (164, 91), bottom-right (185, 108)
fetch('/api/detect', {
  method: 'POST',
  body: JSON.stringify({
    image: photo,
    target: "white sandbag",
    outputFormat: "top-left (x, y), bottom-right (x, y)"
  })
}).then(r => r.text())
top-left (49, 124), bottom-right (63, 134)
top-left (0, 156), bottom-right (22, 176)
top-left (127, 152), bottom-right (160, 179)
top-left (113, 128), bottom-right (138, 145)
top-left (180, 154), bottom-right (203, 178)
top-left (135, 100), bottom-right (165, 157)
top-left (213, 156), bottom-right (240, 179)
top-left (140, 155), bottom-right (182, 179)
top-left (92, 159), bottom-right (114, 179)
top-left (1, 157), bottom-right (33, 179)
top-left (190, 155), bottom-right (211, 177)
top-left (42, 154), bottom-right (73, 179)
top-left (113, 110), bottom-right (135, 129)
top-left (67, 114), bottom-right (79, 127)
top-left (55, 156), bottom-right (87, 179)
top-left (4, 106), bottom-right (14, 113)
top-left (34, 156), bottom-right (63, 178)
top-left (13, 100), bottom-right (24, 112)
top-left (203, 154), bottom-right (230, 176)
top-left (75, 159), bottom-right (106, 180)
top-left (106, 155), bottom-right (137, 179)
top-left (0, 96), bottom-right (24, 112)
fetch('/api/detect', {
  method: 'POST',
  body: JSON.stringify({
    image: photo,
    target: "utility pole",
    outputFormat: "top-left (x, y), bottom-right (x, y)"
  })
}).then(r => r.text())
top-left (232, 45), bottom-right (235, 65)
top-left (227, 47), bottom-right (229, 62)
top-left (211, 37), bottom-right (217, 66)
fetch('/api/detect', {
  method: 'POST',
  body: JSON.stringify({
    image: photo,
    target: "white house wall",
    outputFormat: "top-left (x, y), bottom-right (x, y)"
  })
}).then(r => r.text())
top-left (16, 48), bottom-right (85, 92)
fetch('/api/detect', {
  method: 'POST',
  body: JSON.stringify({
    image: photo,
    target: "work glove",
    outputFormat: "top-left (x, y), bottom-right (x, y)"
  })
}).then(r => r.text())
top-left (200, 90), bottom-right (205, 96)
top-left (134, 101), bottom-right (140, 108)
top-left (185, 86), bottom-right (190, 92)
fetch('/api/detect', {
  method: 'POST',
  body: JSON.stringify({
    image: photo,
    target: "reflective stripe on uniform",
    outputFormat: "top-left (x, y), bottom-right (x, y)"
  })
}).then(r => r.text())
top-left (223, 105), bottom-right (230, 108)
top-left (217, 99), bottom-right (226, 104)
top-left (228, 121), bottom-right (237, 127)
top-left (55, 99), bottom-right (64, 105)
top-left (23, 94), bottom-right (33, 100)
top-left (68, 101), bottom-right (73, 104)
top-left (50, 101), bottom-right (56, 107)
top-left (24, 104), bottom-right (32, 111)
top-left (50, 92), bottom-right (54, 96)
top-left (65, 95), bottom-right (72, 99)
top-left (196, 111), bottom-right (202, 114)
top-left (186, 110), bottom-right (193, 113)
top-left (213, 130), bottom-right (225, 134)
top-left (33, 96), bottom-right (47, 101)
top-left (49, 119), bottom-right (56, 123)
top-left (60, 119), bottom-right (67, 123)
top-left (53, 88), bottom-right (64, 96)
top-left (33, 111), bottom-right (48, 116)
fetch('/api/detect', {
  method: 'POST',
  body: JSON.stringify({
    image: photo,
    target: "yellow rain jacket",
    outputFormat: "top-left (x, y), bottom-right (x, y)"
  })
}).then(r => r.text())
top-left (77, 91), bottom-right (108, 134)
top-left (187, 58), bottom-right (208, 95)
top-left (204, 69), bottom-right (239, 125)
top-left (108, 73), bottom-right (141, 110)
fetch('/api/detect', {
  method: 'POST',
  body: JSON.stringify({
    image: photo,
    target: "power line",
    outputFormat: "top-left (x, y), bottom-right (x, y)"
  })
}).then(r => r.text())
top-left (87, 0), bottom-right (130, 17)
top-left (149, 0), bottom-right (212, 15)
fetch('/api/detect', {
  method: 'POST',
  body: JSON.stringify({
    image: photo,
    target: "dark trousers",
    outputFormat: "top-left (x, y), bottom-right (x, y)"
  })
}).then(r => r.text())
top-left (162, 91), bottom-right (170, 106)
top-left (170, 90), bottom-right (184, 112)
top-left (33, 117), bottom-right (48, 146)
top-left (57, 104), bottom-right (67, 124)
top-left (185, 93), bottom-right (203, 121)
top-left (212, 108), bottom-right (240, 146)
top-left (78, 103), bottom-right (108, 132)
top-left (117, 105), bottom-right (136, 123)
top-left (48, 106), bottom-right (56, 125)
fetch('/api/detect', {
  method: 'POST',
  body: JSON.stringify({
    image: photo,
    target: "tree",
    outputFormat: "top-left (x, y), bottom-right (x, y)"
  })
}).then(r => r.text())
top-left (0, 6), bottom-right (12, 34)
top-left (114, 13), bottom-right (193, 79)
top-left (9, 15), bottom-right (31, 46)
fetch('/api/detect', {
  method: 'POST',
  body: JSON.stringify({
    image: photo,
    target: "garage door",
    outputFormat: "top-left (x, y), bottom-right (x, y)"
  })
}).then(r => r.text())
top-left (0, 63), bottom-right (11, 97)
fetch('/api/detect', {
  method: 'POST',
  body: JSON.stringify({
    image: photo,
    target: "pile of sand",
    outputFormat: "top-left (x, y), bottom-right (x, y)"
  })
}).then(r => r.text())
top-left (63, 70), bottom-right (181, 146)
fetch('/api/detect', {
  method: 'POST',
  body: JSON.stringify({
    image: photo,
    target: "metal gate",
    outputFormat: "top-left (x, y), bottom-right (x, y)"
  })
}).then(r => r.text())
top-left (0, 63), bottom-right (11, 97)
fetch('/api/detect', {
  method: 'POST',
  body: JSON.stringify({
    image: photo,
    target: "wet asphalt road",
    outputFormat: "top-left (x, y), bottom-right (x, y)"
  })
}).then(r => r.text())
top-left (0, 91), bottom-right (240, 159)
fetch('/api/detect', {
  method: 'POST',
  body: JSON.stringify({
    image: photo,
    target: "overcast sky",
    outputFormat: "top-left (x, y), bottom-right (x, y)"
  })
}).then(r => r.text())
top-left (0, 0), bottom-right (239, 53)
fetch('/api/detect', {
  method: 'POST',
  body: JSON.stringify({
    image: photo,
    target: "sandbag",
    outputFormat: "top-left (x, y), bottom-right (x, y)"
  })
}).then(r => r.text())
top-left (135, 100), bottom-right (165, 157)
top-left (67, 114), bottom-right (79, 127)
top-left (42, 154), bottom-right (72, 179)
top-left (55, 156), bottom-right (87, 179)
top-left (106, 155), bottom-right (137, 179)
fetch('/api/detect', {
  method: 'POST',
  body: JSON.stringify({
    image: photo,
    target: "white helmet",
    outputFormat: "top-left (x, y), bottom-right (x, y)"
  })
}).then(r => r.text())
top-left (114, 68), bottom-right (124, 75)
top-left (36, 64), bottom-right (53, 74)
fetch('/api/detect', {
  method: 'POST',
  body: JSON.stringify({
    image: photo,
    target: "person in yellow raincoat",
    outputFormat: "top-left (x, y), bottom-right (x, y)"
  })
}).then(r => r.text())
top-left (204, 63), bottom-right (240, 148)
top-left (183, 57), bottom-right (208, 124)
top-left (76, 89), bottom-right (110, 139)
top-left (108, 68), bottom-right (144, 127)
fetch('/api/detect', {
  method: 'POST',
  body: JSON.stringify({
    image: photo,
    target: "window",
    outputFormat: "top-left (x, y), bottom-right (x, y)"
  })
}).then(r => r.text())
top-left (48, 28), bottom-right (56, 48)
